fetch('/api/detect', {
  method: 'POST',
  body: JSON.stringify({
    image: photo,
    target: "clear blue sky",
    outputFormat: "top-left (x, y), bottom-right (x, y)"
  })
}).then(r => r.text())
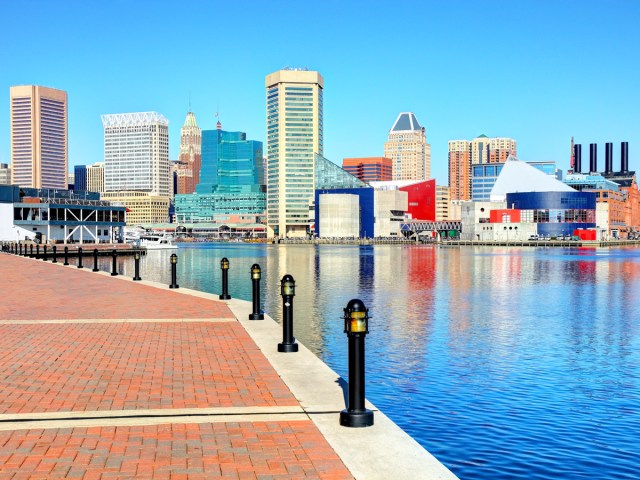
top-left (1, 0), bottom-right (639, 185)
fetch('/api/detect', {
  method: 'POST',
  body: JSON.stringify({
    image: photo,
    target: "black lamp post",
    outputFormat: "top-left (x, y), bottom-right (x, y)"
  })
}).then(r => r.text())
top-left (169, 253), bottom-right (179, 288)
top-left (219, 257), bottom-right (231, 300)
top-left (111, 249), bottom-right (118, 276)
top-left (340, 299), bottom-right (374, 428)
top-left (133, 251), bottom-right (141, 281)
top-left (278, 274), bottom-right (298, 352)
top-left (249, 264), bottom-right (264, 320)
top-left (93, 248), bottom-right (100, 272)
top-left (52, 245), bottom-right (57, 263)
top-left (42, 244), bottom-right (48, 261)
top-left (63, 246), bottom-right (69, 265)
top-left (77, 247), bottom-right (83, 268)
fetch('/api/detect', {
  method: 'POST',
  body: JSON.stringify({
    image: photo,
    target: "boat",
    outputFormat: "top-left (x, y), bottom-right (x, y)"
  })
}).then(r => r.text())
top-left (136, 233), bottom-right (178, 250)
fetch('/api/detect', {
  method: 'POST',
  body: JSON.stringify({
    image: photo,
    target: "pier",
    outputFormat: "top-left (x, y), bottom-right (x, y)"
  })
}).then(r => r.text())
top-left (0, 251), bottom-right (456, 479)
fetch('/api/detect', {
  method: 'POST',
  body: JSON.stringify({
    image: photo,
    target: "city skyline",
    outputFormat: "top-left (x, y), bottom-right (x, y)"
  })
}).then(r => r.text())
top-left (0, 0), bottom-right (639, 186)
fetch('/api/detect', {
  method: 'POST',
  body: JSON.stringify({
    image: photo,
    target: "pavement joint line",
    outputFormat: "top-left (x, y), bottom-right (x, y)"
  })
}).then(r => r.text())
top-left (0, 412), bottom-right (311, 432)
top-left (0, 318), bottom-right (235, 324)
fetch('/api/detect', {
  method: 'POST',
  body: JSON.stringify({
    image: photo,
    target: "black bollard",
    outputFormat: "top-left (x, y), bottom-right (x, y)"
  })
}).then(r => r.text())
top-left (52, 245), bottom-right (57, 263)
top-left (77, 247), bottom-right (83, 269)
top-left (111, 249), bottom-right (118, 276)
top-left (93, 248), bottom-right (99, 272)
top-left (169, 253), bottom-right (179, 288)
top-left (19, 243), bottom-right (23, 256)
top-left (278, 274), bottom-right (298, 352)
top-left (132, 251), bottom-right (141, 281)
top-left (43, 245), bottom-right (48, 261)
top-left (63, 246), bottom-right (69, 265)
top-left (30, 244), bottom-right (33, 257)
top-left (249, 264), bottom-right (264, 320)
top-left (219, 257), bottom-right (231, 300)
top-left (36, 244), bottom-right (40, 259)
top-left (340, 299), bottom-right (374, 428)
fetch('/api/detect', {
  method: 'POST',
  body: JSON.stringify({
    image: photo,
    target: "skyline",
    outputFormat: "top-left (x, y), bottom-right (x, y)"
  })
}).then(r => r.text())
top-left (1, 0), bottom-right (639, 185)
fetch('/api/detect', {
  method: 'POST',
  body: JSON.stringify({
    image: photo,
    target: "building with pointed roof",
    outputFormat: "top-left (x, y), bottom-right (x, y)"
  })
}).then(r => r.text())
top-left (176, 111), bottom-right (202, 195)
top-left (384, 112), bottom-right (431, 181)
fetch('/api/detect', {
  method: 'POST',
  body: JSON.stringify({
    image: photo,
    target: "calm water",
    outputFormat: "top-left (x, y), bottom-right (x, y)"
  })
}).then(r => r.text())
top-left (97, 244), bottom-right (640, 479)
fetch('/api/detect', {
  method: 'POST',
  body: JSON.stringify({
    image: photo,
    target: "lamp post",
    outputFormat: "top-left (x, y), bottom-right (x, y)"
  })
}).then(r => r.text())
top-left (219, 257), bottom-right (231, 300)
top-left (77, 247), bottom-right (83, 268)
top-left (63, 246), bottom-right (69, 265)
top-left (249, 264), bottom-right (264, 320)
top-left (169, 253), bottom-right (179, 288)
top-left (93, 248), bottom-right (100, 272)
top-left (340, 299), bottom-right (374, 428)
top-left (52, 245), bottom-right (57, 263)
top-left (278, 274), bottom-right (298, 352)
top-left (111, 249), bottom-right (118, 276)
top-left (133, 251), bottom-right (141, 281)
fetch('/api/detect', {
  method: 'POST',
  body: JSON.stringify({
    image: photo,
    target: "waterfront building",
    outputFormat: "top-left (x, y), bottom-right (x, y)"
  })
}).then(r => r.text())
top-left (102, 112), bottom-right (171, 197)
top-left (435, 185), bottom-right (450, 221)
top-left (342, 157), bottom-right (392, 182)
top-left (449, 135), bottom-right (517, 200)
top-left (384, 112), bottom-right (431, 181)
top-left (0, 164), bottom-right (11, 185)
top-left (10, 85), bottom-right (67, 189)
top-left (175, 111), bottom-right (202, 194)
top-left (266, 69), bottom-right (323, 238)
top-left (0, 184), bottom-right (125, 243)
top-left (472, 160), bottom-right (560, 201)
top-left (369, 179), bottom-right (436, 221)
top-left (74, 165), bottom-right (88, 191)
top-left (86, 162), bottom-right (105, 193)
top-left (175, 125), bottom-right (265, 223)
top-left (100, 191), bottom-right (170, 225)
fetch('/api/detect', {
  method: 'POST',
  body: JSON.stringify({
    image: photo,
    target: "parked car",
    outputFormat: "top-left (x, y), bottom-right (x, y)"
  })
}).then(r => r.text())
top-left (528, 234), bottom-right (539, 240)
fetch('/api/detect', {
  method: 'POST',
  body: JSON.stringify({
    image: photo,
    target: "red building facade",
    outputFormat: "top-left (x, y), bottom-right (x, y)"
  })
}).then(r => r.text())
top-left (399, 179), bottom-right (436, 221)
top-left (342, 157), bottom-right (392, 182)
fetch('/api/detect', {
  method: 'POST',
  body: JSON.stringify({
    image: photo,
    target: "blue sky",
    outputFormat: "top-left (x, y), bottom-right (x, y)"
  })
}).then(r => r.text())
top-left (0, 0), bottom-right (638, 185)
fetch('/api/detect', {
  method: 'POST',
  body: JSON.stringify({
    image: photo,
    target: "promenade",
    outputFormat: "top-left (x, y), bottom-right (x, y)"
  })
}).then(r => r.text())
top-left (0, 252), bottom-right (457, 479)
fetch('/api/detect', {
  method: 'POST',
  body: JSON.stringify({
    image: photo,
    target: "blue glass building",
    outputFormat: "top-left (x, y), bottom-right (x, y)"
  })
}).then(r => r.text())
top-left (175, 129), bottom-right (265, 223)
top-left (74, 165), bottom-right (87, 191)
top-left (472, 161), bottom-right (561, 201)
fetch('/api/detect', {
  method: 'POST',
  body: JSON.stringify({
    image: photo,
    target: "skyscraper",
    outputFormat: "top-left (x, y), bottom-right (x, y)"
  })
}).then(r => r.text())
top-left (10, 85), bottom-right (67, 189)
top-left (101, 112), bottom-right (170, 196)
top-left (266, 69), bottom-right (323, 237)
top-left (342, 157), bottom-right (393, 182)
top-left (74, 165), bottom-right (88, 191)
top-left (87, 162), bottom-right (105, 193)
top-left (384, 112), bottom-right (431, 181)
top-left (176, 111), bottom-right (202, 194)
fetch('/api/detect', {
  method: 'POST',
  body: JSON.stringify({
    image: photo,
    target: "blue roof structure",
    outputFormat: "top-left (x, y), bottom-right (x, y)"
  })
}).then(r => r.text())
top-left (390, 112), bottom-right (422, 132)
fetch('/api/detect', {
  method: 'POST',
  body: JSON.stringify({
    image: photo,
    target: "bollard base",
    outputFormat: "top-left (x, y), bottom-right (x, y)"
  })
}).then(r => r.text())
top-left (249, 312), bottom-right (264, 320)
top-left (93, 268), bottom-right (99, 272)
top-left (278, 342), bottom-right (298, 353)
top-left (169, 284), bottom-right (179, 289)
top-left (111, 272), bottom-right (118, 276)
top-left (340, 409), bottom-right (374, 428)
top-left (133, 276), bottom-right (141, 281)
top-left (219, 294), bottom-right (231, 300)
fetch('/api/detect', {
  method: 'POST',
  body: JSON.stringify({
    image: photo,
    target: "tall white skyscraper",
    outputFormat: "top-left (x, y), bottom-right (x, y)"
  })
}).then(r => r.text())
top-left (101, 112), bottom-right (170, 196)
top-left (266, 69), bottom-right (323, 237)
top-left (10, 85), bottom-right (68, 189)
top-left (384, 112), bottom-right (431, 181)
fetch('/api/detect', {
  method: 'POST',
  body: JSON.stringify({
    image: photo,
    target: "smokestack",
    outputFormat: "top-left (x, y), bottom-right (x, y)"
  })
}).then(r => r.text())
top-left (574, 144), bottom-right (582, 173)
top-left (589, 143), bottom-right (597, 173)
top-left (605, 143), bottom-right (613, 174)
top-left (621, 142), bottom-right (629, 173)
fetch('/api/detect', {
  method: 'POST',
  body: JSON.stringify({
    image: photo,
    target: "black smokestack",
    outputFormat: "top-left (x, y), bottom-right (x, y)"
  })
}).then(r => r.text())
top-left (589, 143), bottom-right (597, 173)
top-left (605, 143), bottom-right (613, 174)
top-left (621, 142), bottom-right (629, 173)
top-left (574, 144), bottom-right (582, 173)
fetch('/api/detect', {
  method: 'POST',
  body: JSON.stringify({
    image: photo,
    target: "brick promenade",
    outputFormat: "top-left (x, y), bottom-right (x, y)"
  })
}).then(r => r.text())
top-left (0, 254), bottom-right (353, 479)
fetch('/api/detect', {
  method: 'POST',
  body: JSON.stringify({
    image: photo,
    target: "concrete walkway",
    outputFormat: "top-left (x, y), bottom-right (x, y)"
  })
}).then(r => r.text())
top-left (0, 252), bottom-right (457, 479)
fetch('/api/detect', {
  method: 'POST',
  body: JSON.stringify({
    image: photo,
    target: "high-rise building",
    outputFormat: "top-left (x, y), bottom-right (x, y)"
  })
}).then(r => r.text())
top-left (87, 162), bottom-right (105, 193)
top-left (384, 112), bottom-right (431, 181)
top-left (448, 135), bottom-right (517, 200)
top-left (342, 157), bottom-right (392, 182)
top-left (0, 164), bottom-right (12, 185)
top-left (266, 69), bottom-right (323, 237)
top-left (74, 165), bottom-right (88, 191)
top-left (102, 112), bottom-right (170, 197)
top-left (10, 85), bottom-right (67, 189)
top-left (435, 185), bottom-right (450, 221)
top-left (176, 111), bottom-right (202, 194)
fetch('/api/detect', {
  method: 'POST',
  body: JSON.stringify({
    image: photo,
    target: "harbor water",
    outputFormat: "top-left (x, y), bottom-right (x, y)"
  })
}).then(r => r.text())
top-left (94, 244), bottom-right (639, 479)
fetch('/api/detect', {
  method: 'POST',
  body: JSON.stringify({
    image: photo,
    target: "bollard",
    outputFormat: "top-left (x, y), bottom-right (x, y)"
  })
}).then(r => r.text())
top-left (111, 249), bottom-right (118, 276)
top-left (219, 257), bottom-right (231, 300)
top-left (278, 274), bottom-right (298, 352)
top-left (19, 243), bottom-right (23, 256)
top-left (36, 244), bottom-right (40, 259)
top-left (77, 247), bottom-right (84, 269)
top-left (30, 244), bottom-right (34, 258)
top-left (249, 264), bottom-right (264, 320)
top-left (52, 245), bottom-right (57, 263)
top-left (43, 244), bottom-right (48, 261)
top-left (340, 299), bottom-right (374, 428)
top-left (92, 248), bottom-right (99, 272)
top-left (169, 253), bottom-right (179, 288)
top-left (63, 246), bottom-right (69, 265)
top-left (132, 251), bottom-right (141, 281)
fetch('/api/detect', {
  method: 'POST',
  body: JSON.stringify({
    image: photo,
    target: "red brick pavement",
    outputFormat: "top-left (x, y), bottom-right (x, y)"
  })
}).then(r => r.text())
top-left (0, 421), bottom-right (354, 479)
top-left (0, 255), bottom-right (233, 320)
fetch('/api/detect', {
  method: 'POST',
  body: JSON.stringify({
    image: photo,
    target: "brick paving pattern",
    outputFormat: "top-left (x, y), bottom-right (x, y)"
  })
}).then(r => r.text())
top-left (0, 254), bottom-right (354, 479)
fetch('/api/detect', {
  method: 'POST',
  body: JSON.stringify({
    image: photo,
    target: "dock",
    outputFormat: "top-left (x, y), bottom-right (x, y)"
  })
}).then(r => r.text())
top-left (0, 251), bottom-right (457, 479)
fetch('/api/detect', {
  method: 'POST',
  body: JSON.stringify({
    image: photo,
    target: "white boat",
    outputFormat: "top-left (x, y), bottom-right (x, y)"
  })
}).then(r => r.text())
top-left (137, 234), bottom-right (178, 250)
